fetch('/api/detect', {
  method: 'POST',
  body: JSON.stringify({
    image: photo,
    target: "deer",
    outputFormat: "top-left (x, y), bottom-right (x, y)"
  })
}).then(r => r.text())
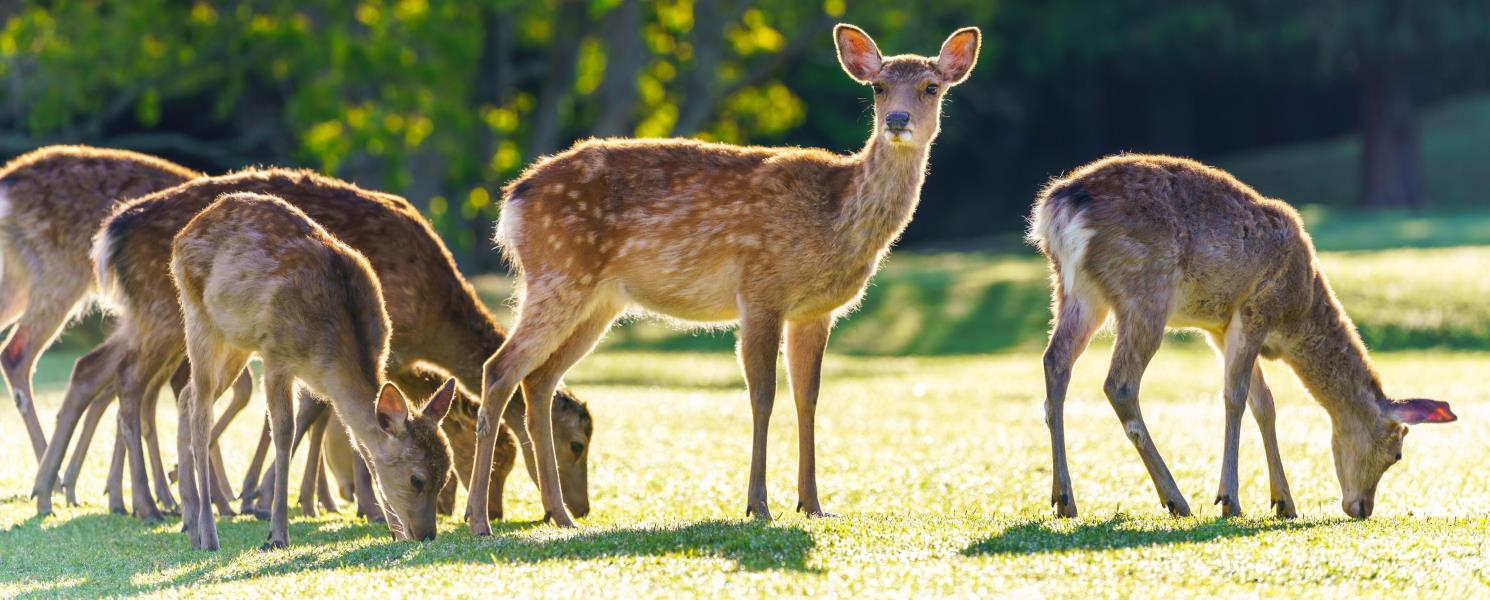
top-left (37, 167), bottom-right (593, 523)
top-left (0, 146), bottom-right (253, 515)
top-left (1028, 154), bottom-right (1457, 520)
top-left (464, 23), bottom-right (980, 532)
top-left (170, 191), bottom-right (453, 549)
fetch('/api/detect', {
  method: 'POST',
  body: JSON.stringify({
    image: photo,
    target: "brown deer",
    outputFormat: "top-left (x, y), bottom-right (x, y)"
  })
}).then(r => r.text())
top-left (0, 146), bottom-right (252, 515)
top-left (36, 167), bottom-right (592, 522)
top-left (0, 146), bottom-right (196, 461)
top-left (171, 191), bottom-right (452, 549)
top-left (1028, 154), bottom-right (1456, 519)
top-left (465, 23), bottom-right (980, 531)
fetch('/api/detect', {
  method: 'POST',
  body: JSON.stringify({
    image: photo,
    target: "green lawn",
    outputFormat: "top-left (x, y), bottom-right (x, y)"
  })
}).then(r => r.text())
top-left (3, 337), bottom-right (1489, 595)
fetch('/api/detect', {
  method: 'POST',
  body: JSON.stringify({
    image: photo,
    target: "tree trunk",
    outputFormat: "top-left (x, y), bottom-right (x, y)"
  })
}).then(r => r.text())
top-left (591, 0), bottom-right (647, 137)
top-left (672, 0), bottom-right (725, 136)
top-left (1358, 53), bottom-right (1424, 209)
top-left (526, 0), bottom-right (587, 158)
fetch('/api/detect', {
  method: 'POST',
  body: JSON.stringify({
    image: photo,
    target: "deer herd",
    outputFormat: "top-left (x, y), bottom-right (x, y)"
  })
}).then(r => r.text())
top-left (0, 24), bottom-right (1459, 551)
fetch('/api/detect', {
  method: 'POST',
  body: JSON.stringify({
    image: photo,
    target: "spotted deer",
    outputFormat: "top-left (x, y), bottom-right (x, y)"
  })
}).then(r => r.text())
top-left (0, 146), bottom-right (253, 515)
top-left (1028, 154), bottom-right (1457, 520)
top-left (465, 23), bottom-right (980, 531)
top-left (36, 167), bottom-right (592, 523)
top-left (0, 146), bottom-right (197, 461)
top-left (171, 191), bottom-right (453, 549)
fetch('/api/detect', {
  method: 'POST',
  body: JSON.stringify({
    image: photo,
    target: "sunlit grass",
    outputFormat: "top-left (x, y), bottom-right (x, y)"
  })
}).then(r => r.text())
top-left (3, 340), bottom-right (1488, 596)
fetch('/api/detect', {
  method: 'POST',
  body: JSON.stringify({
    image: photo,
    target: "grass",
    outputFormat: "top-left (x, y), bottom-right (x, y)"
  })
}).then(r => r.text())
top-left (3, 337), bottom-right (1489, 596)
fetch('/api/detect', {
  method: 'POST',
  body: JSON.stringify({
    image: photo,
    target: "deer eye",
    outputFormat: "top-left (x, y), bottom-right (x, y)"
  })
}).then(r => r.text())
top-left (410, 475), bottom-right (424, 491)
top-left (925, 83), bottom-right (939, 95)
top-left (870, 83), bottom-right (884, 95)
top-left (570, 441), bottom-right (585, 455)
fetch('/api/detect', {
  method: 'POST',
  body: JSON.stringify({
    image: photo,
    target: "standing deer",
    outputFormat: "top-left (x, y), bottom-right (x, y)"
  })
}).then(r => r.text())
top-left (1028, 154), bottom-right (1456, 519)
top-left (465, 23), bottom-right (980, 531)
top-left (0, 146), bottom-right (195, 461)
top-left (37, 167), bottom-right (592, 522)
top-left (171, 191), bottom-right (452, 549)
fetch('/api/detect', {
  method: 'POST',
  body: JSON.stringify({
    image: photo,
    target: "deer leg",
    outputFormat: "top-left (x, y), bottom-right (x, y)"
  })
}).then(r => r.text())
top-left (1215, 314), bottom-right (1264, 518)
top-left (1042, 288), bottom-right (1110, 518)
top-left (353, 455), bottom-right (385, 523)
top-left (316, 457), bottom-right (339, 513)
top-left (785, 316), bottom-right (832, 517)
top-left (1105, 306), bottom-right (1189, 517)
top-left (106, 433), bottom-right (127, 514)
top-left (142, 378), bottom-right (179, 514)
top-left (175, 384), bottom-right (204, 546)
top-left (62, 390), bottom-right (114, 506)
top-left (252, 392), bottom-right (327, 518)
top-left (2, 293), bottom-right (78, 461)
top-left (260, 363), bottom-right (296, 550)
top-left (299, 410), bottom-right (330, 517)
top-left (470, 281), bottom-right (595, 534)
top-left (188, 345), bottom-right (248, 551)
top-left (738, 304), bottom-right (783, 522)
top-left (518, 302), bottom-right (621, 523)
top-left (116, 344), bottom-right (179, 523)
top-left (239, 416), bottom-right (271, 514)
top-left (1247, 364), bottom-right (1297, 518)
top-left (34, 340), bottom-right (120, 516)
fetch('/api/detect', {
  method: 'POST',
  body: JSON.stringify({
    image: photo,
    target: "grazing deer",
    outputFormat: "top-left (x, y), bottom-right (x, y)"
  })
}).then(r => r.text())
top-left (0, 146), bottom-right (195, 463)
top-left (465, 23), bottom-right (980, 531)
top-left (1028, 154), bottom-right (1456, 519)
top-left (0, 146), bottom-right (249, 515)
top-left (37, 167), bottom-right (592, 522)
top-left (171, 191), bottom-right (452, 549)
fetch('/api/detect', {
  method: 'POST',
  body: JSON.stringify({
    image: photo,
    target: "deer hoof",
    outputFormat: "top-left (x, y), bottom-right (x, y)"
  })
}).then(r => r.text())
top-left (259, 539), bottom-right (288, 552)
top-left (1214, 494), bottom-right (1243, 518)
top-left (1165, 498), bottom-right (1192, 518)
top-left (1052, 492), bottom-right (1078, 518)
top-left (1271, 499), bottom-right (1298, 519)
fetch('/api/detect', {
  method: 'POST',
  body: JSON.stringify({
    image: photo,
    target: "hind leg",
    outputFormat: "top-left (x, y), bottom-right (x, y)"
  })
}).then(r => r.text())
top-left (238, 416), bottom-right (271, 514)
top-left (142, 377), bottom-right (179, 513)
top-left (33, 341), bottom-right (120, 515)
top-left (1042, 285), bottom-right (1110, 518)
top-left (115, 341), bottom-right (180, 523)
top-left (62, 390), bottom-right (115, 506)
top-left (1105, 302), bottom-right (1190, 517)
top-left (2, 287), bottom-right (80, 461)
top-left (298, 411), bottom-right (330, 517)
top-left (469, 278), bottom-right (598, 534)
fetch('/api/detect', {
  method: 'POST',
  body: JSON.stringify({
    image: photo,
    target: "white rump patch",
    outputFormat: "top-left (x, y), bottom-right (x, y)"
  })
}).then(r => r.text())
top-left (494, 196), bottom-right (524, 249)
top-left (89, 224), bottom-right (123, 313)
top-left (1029, 199), bottom-right (1094, 298)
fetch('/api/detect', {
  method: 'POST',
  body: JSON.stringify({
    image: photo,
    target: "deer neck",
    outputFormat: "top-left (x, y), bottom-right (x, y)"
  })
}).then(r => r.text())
top-left (322, 373), bottom-right (389, 452)
top-left (1277, 275), bottom-right (1386, 424)
top-left (835, 134), bottom-right (932, 259)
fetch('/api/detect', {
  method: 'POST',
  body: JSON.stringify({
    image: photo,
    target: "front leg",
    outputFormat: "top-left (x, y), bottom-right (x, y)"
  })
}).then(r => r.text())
top-left (261, 366), bottom-right (296, 550)
top-left (738, 304), bottom-right (783, 521)
top-left (1247, 364), bottom-right (1297, 518)
top-left (785, 316), bottom-right (831, 517)
top-left (1215, 314), bottom-right (1264, 518)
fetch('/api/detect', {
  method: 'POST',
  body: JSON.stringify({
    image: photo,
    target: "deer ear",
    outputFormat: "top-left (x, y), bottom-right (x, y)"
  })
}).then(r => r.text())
top-left (424, 378), bottom-right (457, 425)
top-left (376, 382), bottom-right (410, 436)
top-left (1383, 398), bottom-right (1457, 425)
top-left (936, 27), bottom-right (981, 86)
top-left (835, 24), bottom-right (882, 83)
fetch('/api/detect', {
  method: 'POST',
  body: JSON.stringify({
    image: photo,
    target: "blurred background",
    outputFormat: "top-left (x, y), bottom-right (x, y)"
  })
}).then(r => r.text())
top-left (3, 0), bottom-right (1490, 354)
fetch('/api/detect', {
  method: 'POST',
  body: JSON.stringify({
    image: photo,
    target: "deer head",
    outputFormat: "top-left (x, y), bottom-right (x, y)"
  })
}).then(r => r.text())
top-left (367, 379), bottom-right (456, 540)
top-left (1334, 397), bottom-right (1455, 518)
top-left (835, 24), bottom-right (980, 148)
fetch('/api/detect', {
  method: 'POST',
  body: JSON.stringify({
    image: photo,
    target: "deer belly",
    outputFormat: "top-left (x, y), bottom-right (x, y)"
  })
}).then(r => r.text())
top-left (614, 261), bottom-right (743, 323)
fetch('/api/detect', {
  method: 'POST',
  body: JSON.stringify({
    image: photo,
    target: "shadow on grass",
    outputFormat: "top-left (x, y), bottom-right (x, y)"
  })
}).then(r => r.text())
top-left (1, 511), bottom-right (814, 598)
top-left (961, 515), bottom-right (1331, 556)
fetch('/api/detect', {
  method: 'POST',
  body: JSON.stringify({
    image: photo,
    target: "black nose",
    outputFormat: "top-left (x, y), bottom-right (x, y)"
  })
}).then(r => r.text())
top-left (885, 112), bottom-right (910, 130)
